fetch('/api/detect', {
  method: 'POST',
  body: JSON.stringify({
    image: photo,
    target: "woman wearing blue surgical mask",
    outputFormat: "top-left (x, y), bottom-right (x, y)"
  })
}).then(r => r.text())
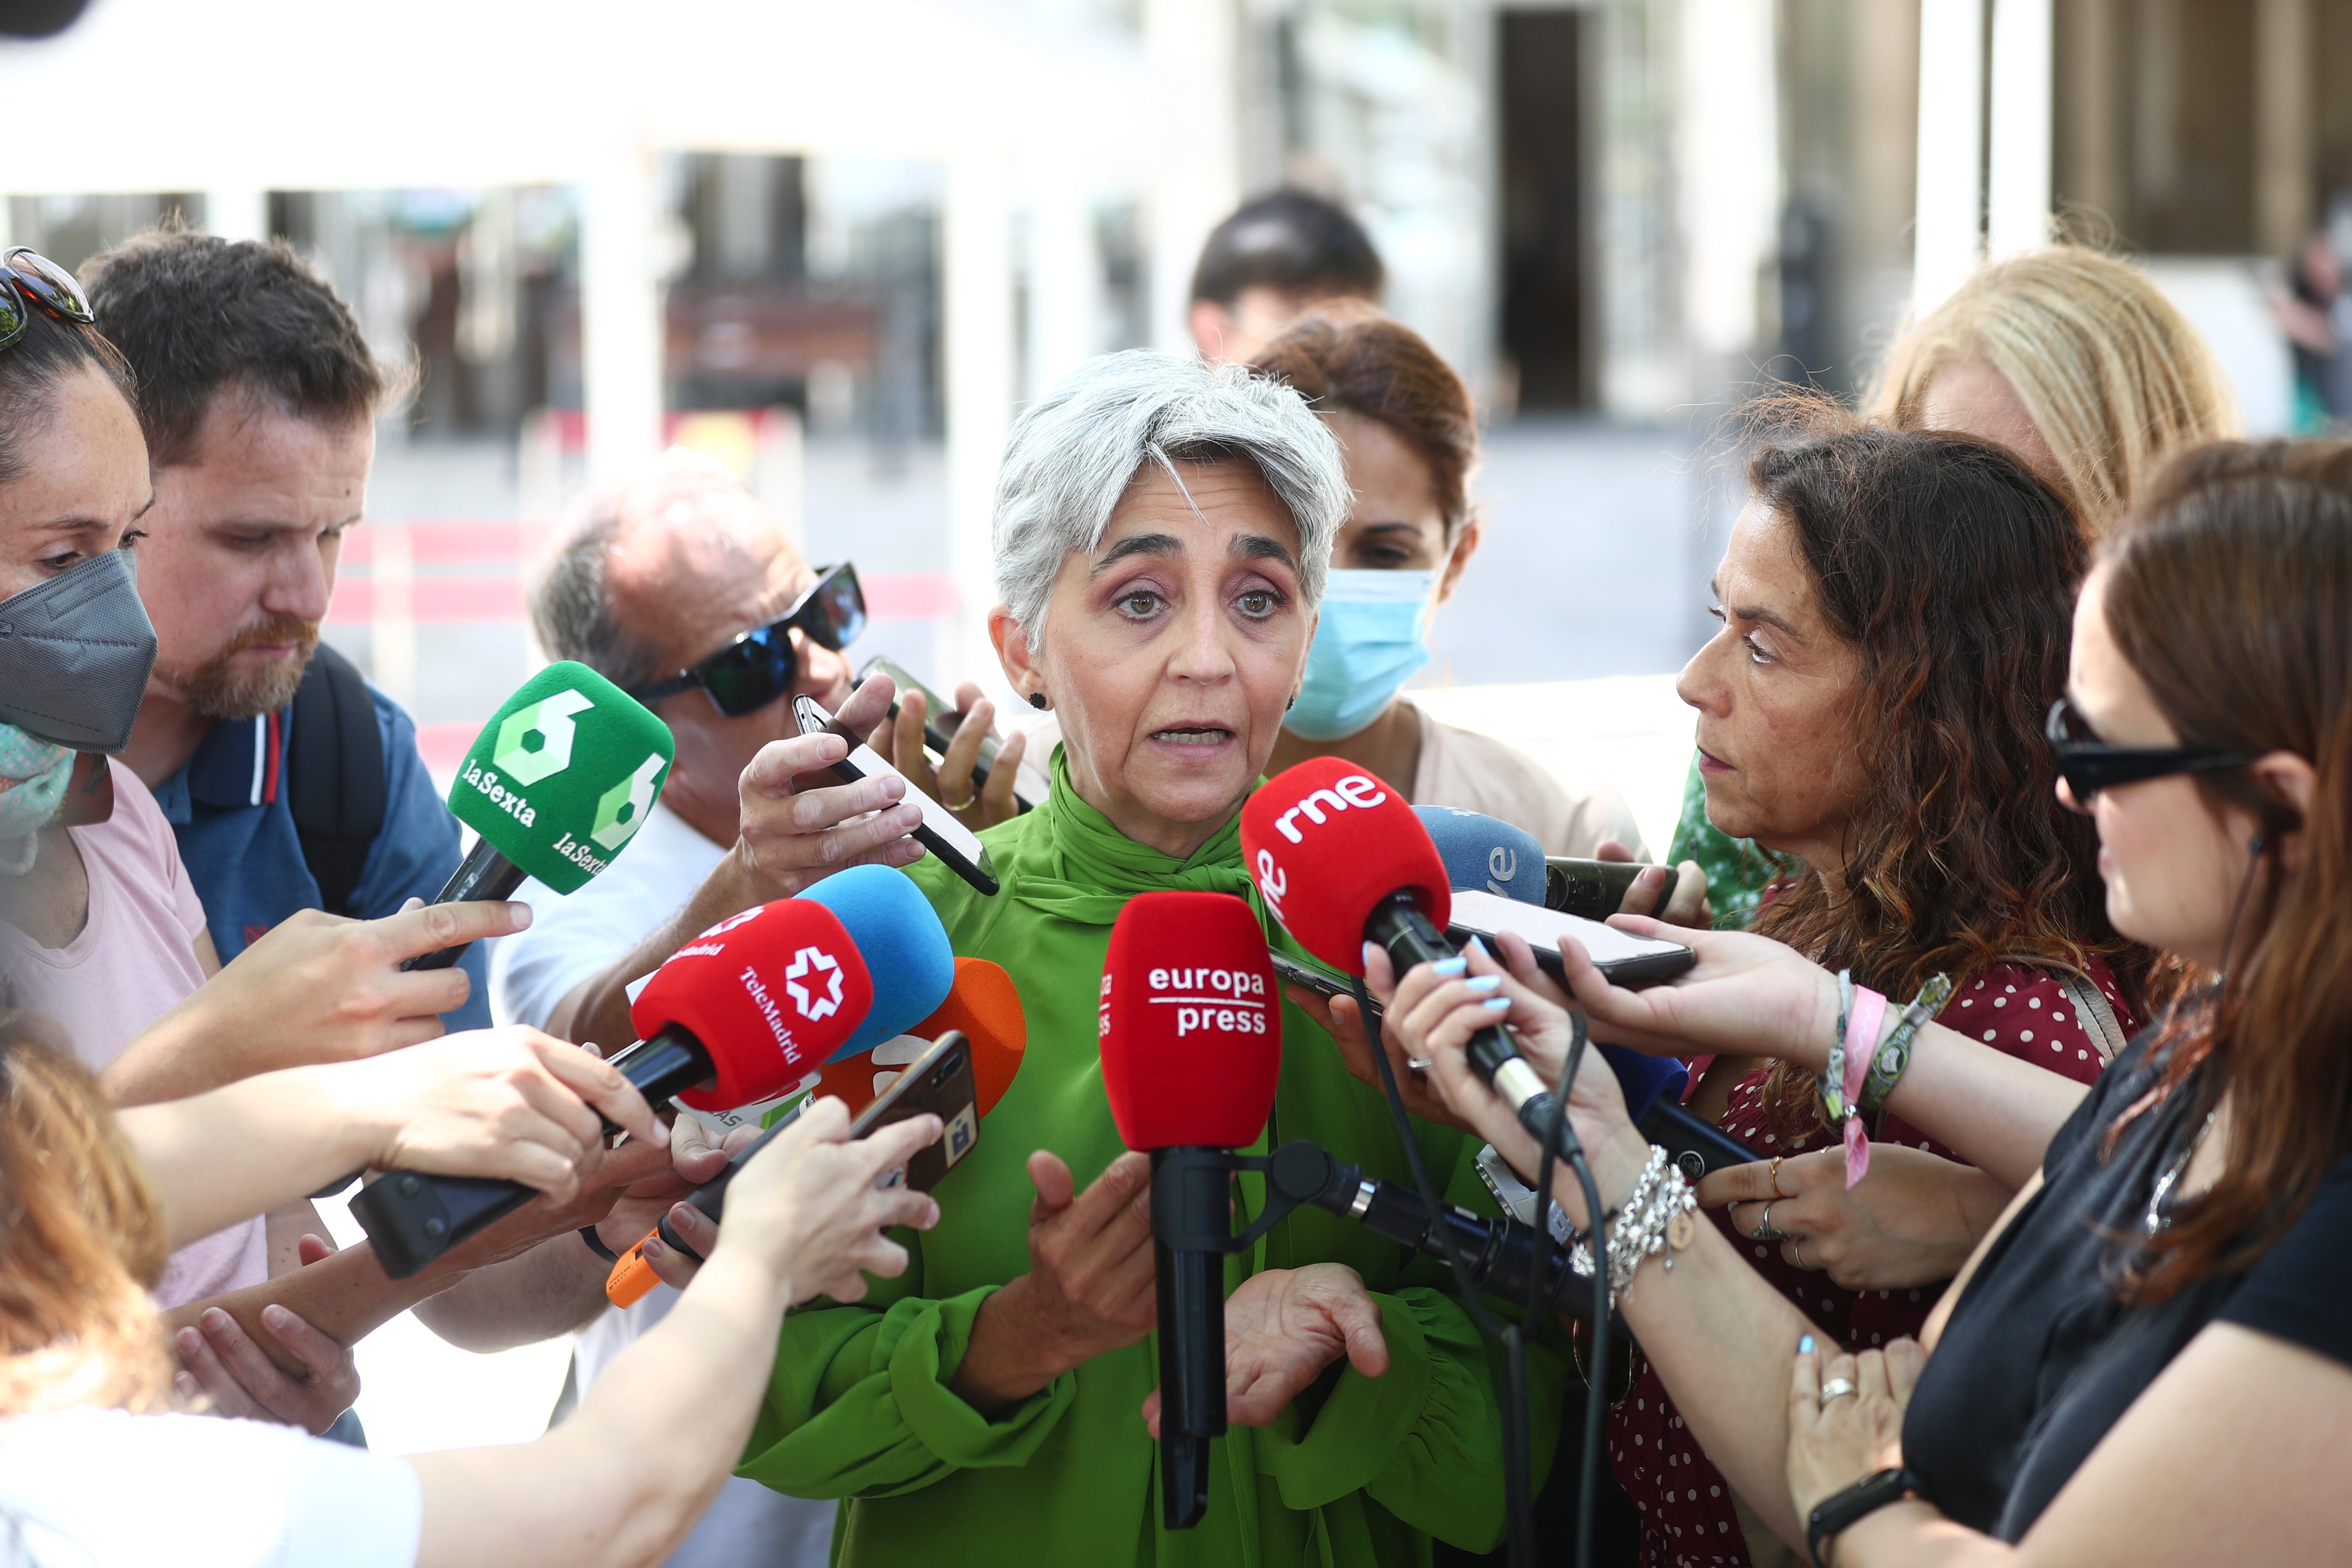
top-left (1255, 309), bottom-right (1647, 859)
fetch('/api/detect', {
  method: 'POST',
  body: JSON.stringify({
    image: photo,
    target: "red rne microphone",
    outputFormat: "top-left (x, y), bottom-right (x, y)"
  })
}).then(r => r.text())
top-left (353, 899), bottom-right (878, 1278)
top-left (1100, 891), bottom-right (1281, 1530)
top-left (1240, 757), bottom-right (1563, 1157)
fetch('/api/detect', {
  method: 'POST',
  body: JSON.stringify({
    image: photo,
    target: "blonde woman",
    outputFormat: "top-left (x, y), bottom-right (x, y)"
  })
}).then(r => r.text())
top-left (1675, 243), bottom-right (2241, 930)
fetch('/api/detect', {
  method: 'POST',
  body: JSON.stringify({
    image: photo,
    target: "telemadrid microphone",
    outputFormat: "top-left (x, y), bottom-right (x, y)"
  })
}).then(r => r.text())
top-left (402, 661), bottom-right (677, 971)
top-left (353, 876), bottom-right (948, 1277)
top-left (1414, 806), bottom-right (1753, 1177)
top-left (1100, 891), bottom-right (1283, 1530)
top-left (1242, 758), bottom-right (1577, 1160)
top-left (603, 953), bottom-right (1020, 1308)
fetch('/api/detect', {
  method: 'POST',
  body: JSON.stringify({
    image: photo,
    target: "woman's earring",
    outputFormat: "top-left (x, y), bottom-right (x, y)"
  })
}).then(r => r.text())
top-left (1286, 691), bottom-right (1298, 712)
top-left (1028, 691), bottom-right (1049, 711)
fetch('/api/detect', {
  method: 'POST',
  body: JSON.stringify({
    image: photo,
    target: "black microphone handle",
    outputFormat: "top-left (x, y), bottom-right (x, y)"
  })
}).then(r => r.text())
top-left (1149, 1145), bottom-right (1230, 1530)
top-left (1362, 891), bottom-right (1573, 1161)
top-left (350, 1026), bottom-right (713, 1279)
top-left (1264, 1141), bottom-right (1601, 1325)
top-left (398, 836), bottom-right (530, 971)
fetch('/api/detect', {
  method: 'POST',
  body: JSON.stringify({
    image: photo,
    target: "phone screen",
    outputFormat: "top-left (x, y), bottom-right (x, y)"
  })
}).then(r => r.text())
top-left (1444, 890), bottom-right (1695, 984)
top-left (793, 695), bottom-right (1000, 895)
top-left (848, 1030), bottom-right (980, 1192)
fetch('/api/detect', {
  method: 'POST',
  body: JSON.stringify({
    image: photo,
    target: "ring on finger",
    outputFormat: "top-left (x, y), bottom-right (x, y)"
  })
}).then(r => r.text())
top-left (1818, 1376), bottom-right (1856, 1405)
top-left (1791, 1236), bottom-right (1811, 1269)
top-left (1753, 1201), bottom-right (1786, 1242)
top-left (1768, 1155), bottom-right (1787, 1198)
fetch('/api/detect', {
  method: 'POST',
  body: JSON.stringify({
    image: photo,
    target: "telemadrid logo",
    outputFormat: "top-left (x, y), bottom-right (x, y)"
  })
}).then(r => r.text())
top-left (783, 946), bottom-right (845, 1020)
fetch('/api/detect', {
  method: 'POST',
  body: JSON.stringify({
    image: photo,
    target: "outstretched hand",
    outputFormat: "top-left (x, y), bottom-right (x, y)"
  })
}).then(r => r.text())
top-left (1551, 916), bottom-right (1839, 1072)
top-left (1142, 1263), bottom-right (1389, 1436)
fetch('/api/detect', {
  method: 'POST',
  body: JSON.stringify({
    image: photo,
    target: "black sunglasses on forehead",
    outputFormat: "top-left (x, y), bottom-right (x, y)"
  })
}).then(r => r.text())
top-left (628, 561), bottom-right (866, 718)
top-left (0, 248), bottom-right (95, 352)
top-left (2044, 697), bottom-right (2260, 806)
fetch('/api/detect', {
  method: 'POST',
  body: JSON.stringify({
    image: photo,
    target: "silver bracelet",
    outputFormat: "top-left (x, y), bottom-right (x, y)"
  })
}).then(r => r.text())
top-left (1567, 1146), bottom-right (1699, 1311)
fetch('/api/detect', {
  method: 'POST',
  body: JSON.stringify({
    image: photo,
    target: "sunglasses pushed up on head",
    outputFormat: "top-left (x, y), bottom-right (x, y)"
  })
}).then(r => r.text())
top-left (0, 249), bottom-right (94, 352)
top-left (2044, 697), bottom-right (2258, 809)
top-left (629, 561), bottom-right (866, 718)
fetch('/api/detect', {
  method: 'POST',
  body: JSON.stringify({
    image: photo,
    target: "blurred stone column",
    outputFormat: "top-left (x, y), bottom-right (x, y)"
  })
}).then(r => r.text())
top-left (205, 187), bottom-right (271, 243)
top-left (1026, 165), bottom-right (1097, 400)
top-left (581, 145), bottom-right (666, 484)
top-left (945, 152), bottom-right (1015, 695)
top-left (1144, 0), bottom-right (1241, 355)
top-left (1677, 0), bottom-right (1781, 391)
top-left (2255, 0), bottom-right (2315, 257)
top-left (1987, 0), bottom-right (2053, 257)
top-left (1913, 0), bottom-right (1986, 313)
top-left (1595, 0), bottom-right (1685, 417)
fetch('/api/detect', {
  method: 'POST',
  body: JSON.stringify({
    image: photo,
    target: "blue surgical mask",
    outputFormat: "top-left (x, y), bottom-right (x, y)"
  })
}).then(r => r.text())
top-left (1285, 569), bottom-right (1437, 742)
top-left (0, 724), bottom-right (72, 843)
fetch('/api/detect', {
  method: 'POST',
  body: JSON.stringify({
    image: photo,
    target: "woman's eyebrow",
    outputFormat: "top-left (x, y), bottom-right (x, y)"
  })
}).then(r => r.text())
top-left (1710, 578), bottom-right (1804, 640)
top-left (1231, 533), bottom-right (1297, 570)
top-left (1090, 532), bottom-right (1183, 576)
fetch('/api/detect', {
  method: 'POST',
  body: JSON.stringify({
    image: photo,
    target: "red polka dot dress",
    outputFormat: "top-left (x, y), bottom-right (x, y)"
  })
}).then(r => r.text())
top-left (1607, 959), bottom-right (2137, 1567)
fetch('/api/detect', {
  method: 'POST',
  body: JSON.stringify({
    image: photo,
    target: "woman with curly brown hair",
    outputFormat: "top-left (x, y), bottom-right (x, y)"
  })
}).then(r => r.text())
top-left (1597, 413), bottom-right (2140, 1567)
top-left (1376, 439), bottom-right (2352, 1567)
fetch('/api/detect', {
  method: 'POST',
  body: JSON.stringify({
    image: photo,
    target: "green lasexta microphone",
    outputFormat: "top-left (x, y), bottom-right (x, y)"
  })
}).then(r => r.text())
top-left (400, 661), bottom-right (675, 972)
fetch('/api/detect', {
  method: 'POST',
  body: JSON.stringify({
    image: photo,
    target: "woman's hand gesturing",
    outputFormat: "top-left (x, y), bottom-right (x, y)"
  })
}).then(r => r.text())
top-left (1704, 1145), bottom-right (2014, 1292)
top-left (1787, 1335), bottom-right (1926, 1524)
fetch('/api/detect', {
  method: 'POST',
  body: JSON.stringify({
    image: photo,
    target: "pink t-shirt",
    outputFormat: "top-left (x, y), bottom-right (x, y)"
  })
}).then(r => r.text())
top-left (0, 761), bottom-right (268, 1308)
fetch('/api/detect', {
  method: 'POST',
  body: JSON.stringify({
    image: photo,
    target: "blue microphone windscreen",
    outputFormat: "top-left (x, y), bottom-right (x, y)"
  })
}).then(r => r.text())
top-left (799, 866), bottom-right (956, 1060)
top-left (1415, 806), bottom-right (1547, 905)
top-left (1599, 1044), bottom-right (1689, 1120)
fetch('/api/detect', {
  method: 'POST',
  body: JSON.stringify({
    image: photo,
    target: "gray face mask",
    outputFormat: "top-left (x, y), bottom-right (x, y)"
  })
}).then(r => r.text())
top-left (0, 548), bottom-right (158, 753)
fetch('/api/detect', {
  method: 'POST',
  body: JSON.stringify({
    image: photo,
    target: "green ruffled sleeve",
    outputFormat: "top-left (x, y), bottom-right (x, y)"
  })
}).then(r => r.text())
top-left (737, 1273), bottom-right (1079, 1500)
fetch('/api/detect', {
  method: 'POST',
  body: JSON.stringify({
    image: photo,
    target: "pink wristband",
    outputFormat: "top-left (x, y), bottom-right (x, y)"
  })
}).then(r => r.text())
top-left (1840, 986), bottom-right (1888, 1188)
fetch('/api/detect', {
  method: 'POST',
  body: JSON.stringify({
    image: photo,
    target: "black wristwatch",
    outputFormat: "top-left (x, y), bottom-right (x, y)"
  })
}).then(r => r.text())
top-left (1806, 1467), bottom-right (1924, 1566)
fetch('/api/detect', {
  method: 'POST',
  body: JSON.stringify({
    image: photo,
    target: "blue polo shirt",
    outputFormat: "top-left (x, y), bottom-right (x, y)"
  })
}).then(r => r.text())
top-left (150, 685), bottom-right (492, 1032)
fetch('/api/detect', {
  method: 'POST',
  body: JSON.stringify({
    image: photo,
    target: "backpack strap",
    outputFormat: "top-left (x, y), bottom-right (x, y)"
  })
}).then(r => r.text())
top-left (286, 643), bottom-right (387, 918)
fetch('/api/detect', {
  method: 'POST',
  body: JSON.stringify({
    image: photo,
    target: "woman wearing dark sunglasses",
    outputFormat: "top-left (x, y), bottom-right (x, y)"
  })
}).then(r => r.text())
top-left (1374, 439), bottom-right (2352, 1565)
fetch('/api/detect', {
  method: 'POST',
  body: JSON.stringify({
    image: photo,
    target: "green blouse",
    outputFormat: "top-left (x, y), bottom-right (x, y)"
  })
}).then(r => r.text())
top-left (738, 753), bottom-right (1560, 1566)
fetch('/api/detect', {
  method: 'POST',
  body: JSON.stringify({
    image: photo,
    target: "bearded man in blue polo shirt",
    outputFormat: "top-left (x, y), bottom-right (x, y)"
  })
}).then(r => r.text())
top-left (87, 232), bottom-right (485, 1032)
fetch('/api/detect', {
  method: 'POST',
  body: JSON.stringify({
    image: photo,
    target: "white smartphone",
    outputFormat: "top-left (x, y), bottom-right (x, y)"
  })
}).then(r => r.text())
top-left (1444, 888), bottom-right (1695, 985)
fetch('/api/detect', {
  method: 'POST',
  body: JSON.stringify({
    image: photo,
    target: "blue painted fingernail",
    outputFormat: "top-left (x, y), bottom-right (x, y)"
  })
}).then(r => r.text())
top-left (1465, 975), bottom-right (1502, 992)
top-left (1483, 997), bottom-right (1513, 1011)
top-left (1431, 956), bottom-right (1468, 976)
top-left (1798, 1334), bottom-right (1815, 1354)
top-left (1464, 936), bottom-right (1489, 959)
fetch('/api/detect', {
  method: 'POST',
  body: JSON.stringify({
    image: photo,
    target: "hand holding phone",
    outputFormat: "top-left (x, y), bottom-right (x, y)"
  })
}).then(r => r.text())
top-left (858, 656), bottom-right (1049, 822)
top-left (795, 694), bottom-right (1001, 895)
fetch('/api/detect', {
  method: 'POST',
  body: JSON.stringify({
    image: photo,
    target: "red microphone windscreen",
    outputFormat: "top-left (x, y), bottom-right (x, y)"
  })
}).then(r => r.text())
top-left (631, 900), bottom-right (875, 1111)
top-left (811, 958), bottom-right (1028, 1118)
top-left (1239, 757), bottom-right (1451, 975)
top-left (1099, 892), bottom-right (1280, 1150)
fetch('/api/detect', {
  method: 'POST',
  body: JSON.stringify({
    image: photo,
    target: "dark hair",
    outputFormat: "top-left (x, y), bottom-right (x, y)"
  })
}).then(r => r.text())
top-left (1249, 309), bottom-right (1476, 536)
top-left (1189, 190), bottom-right (1384, 309)
top-left (81, 230), bottom-right (385, 467)
top-left (1744, 407), bottom-right (2140, 1136)
top-left (2098, 440), bottom-right (2352, 1301)
top-left (0, 304), bottom-right (138, 487)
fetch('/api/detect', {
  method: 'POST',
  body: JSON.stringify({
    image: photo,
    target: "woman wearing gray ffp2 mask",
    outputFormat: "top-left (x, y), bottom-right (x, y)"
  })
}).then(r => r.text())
top-left (1251, 310), bottom-right (1665, 877)
top-left (0, 267), bottom-right (156, 887)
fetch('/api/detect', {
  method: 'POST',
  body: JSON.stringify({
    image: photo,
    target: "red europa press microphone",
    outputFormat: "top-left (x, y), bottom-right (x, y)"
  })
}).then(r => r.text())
top-left (352, 897), bottom-right (880, 1278)
top-left (1240, 756), bottom-right (1571, 1160)
top-left (1099, 891), bottom-right (1282, 1530)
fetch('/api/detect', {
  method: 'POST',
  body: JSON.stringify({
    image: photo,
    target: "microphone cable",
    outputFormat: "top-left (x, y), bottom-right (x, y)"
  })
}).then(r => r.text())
top-left (1348, 974), bottom-right (1610, 1568)
top-left (1351, 974), bottom-right (1539, 1568)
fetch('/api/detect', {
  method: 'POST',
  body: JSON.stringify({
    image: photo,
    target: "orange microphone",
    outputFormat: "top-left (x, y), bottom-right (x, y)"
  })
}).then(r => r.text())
top-left (603, 957), bottom-right (1027, 1308)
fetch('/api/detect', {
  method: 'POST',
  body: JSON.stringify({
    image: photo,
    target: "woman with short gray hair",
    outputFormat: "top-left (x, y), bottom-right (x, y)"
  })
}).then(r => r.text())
top-left (734, 350), bottom-right (1532, 1565)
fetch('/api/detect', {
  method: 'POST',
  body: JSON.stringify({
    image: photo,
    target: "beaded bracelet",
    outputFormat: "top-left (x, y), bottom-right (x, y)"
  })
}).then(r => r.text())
top-left (1566, 1146), bottom-right (1699, 1310)
top-left (1859, 972), bottom-right (1954, 1115)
